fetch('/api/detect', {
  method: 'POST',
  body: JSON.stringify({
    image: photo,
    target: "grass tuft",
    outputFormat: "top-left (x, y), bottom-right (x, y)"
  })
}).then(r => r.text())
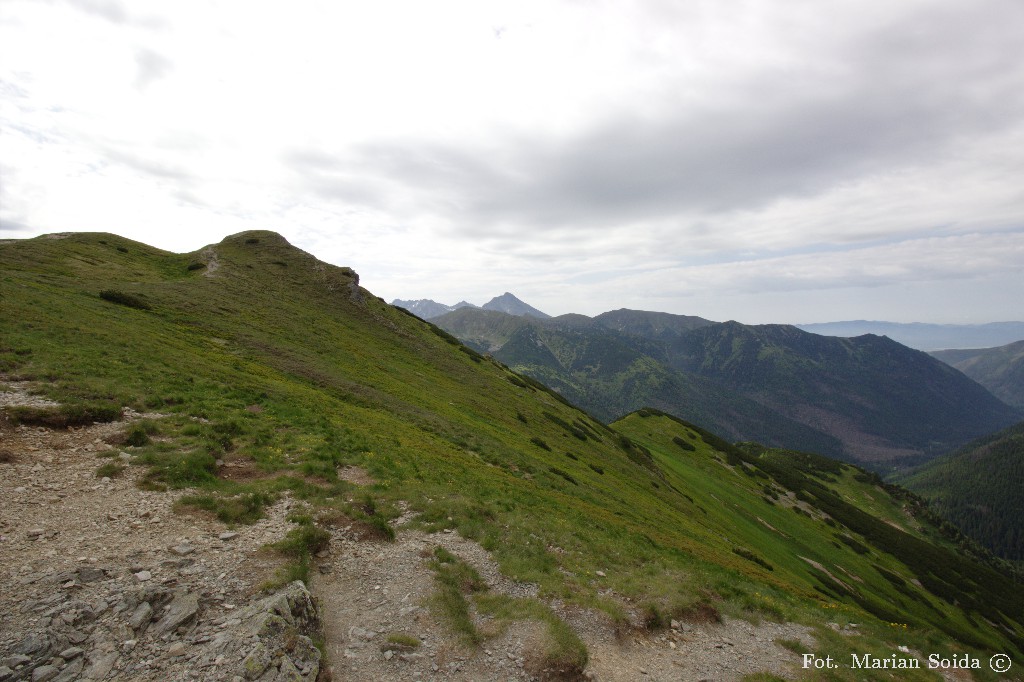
top-left (179, 491), bottom-right (277, 525)
top-left (95, 461), bottom-right (125, 478)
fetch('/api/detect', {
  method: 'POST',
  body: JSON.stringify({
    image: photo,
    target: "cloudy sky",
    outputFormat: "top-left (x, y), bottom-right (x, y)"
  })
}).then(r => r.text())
top-left (2, 0), bottom-right (1023, 323)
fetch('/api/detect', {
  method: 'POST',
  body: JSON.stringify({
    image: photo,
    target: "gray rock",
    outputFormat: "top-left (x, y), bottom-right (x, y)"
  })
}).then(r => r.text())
top-left (348, 627), bottom-right (376, 641)
top-left (14, 633), bottom-right (51, 657)
top-left (128, 602), bottom-right (154, 632)
top-left (30, 665), bottom-right (59, 682)
top-left (240, 642), bottom-right (272, 680)
top-left (170, 544), bottom-right (195, 556)
top-left (219, 532), bottom-right (239, 541)
top-left (0, 666), bottom-right (13, 682)
top-left (52, 656), bottom-right (85, 682)
top-left (64, 629), bottom-right (88, 645)
top-left (82, 651), bottom-right (118, 681)
top-left (273, 656), bottom-right (303, 682)
top-left (133, 570), bottom-right (151, 582)
top-left (3, 655), bottom-right (31, 668)
top-left (151, 590), bottom-right (199, 636)
top-left (76, 567), bottom-right (105, 583)
top-left (57, 648), bottom-right (84, 660)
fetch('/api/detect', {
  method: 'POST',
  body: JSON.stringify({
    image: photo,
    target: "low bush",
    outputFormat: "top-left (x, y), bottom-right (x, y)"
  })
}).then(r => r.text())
top-left (549, 466), bottom-right (578, 486)
top-left (6, 402), bottom-right (121, 428)
top-left (99, 289), bottom-right (151, 310)
top-left (672, 435), bottom-right (696, 451)
top-left (732, 547), bottom-right (774, 571)
top-left (530, 437), bottom-right (551, 451)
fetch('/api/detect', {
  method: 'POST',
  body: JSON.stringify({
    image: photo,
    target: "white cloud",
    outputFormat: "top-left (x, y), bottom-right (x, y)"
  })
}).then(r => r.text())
top-left (1, 0), bottom-right (1023, 323)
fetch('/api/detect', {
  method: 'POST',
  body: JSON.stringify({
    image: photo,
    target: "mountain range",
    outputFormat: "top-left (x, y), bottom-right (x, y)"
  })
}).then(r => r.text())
top-left (428, 299), bottom-right (1020, 469)
top-left (797, 320), bottom-right (1024, 351)
top-left (392, 292), bottom-right (550, 321)
top-left (930, 340), bottom-right (1024, 408)
top-left (3, 231), bottom-right (1024, 675)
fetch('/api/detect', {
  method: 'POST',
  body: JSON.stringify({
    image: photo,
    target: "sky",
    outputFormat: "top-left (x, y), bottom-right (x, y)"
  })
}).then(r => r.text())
top-left (2, 0), bottom-right (1023, 324)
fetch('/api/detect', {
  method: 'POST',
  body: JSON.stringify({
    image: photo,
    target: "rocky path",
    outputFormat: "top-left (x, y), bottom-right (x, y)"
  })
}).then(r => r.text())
top-left (312, 500), bottom-right (815, 682)
top-left (0, 382), bottom-right (319, 682)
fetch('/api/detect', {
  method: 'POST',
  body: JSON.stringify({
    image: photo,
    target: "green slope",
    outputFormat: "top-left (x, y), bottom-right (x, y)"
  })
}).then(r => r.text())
top-left (898, 420), bottom-right (1024, 561)
top-left (2, 231), bottom-right (1023, 678)
top-left (615, 411), bottom-right (1023, 652)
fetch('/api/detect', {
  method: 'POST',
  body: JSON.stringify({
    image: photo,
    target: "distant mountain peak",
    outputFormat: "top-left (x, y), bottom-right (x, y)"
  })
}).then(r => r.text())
top-left (481, 292), bottom-right (550, 319)
top-left (391, 298), bottom-right (477, 319)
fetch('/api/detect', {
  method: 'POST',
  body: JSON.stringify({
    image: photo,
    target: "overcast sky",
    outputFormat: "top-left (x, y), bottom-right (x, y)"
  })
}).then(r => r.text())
top-left (2, 0), bottom-right (1023, 323)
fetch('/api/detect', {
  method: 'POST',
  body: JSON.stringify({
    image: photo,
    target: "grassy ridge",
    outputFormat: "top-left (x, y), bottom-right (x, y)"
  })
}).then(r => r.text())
top-left (2, 231), bottom-right (1022, 678)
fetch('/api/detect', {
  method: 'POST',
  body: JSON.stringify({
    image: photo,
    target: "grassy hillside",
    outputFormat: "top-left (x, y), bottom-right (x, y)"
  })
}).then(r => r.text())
top-left (898, 420), bottom-right (1024, 561)
top-left (2, 231), bottom-right (1023, 679)
top-left (616, 411), bottom-right (1023, 637)
top-left (931, 340), bottom-right (1024, 408)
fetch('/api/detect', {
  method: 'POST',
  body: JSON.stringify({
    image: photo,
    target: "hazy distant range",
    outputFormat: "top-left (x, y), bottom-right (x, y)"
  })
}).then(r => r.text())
top-left (795, 321), bottom-right (1024, 351)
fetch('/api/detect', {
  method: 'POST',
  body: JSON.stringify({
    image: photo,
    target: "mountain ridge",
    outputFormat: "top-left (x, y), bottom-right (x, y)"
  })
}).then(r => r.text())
top-left (797, 320), bottom-right (1024, 351)
top-left (931, 339), bottom-right (1024, 408)
top-left (436, 308), bottom-right (1021, 466)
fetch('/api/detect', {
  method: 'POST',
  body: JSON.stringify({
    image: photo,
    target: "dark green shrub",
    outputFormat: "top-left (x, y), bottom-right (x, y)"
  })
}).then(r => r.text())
top-left (6, 402), bottom-right (121, 428)
top-left (549, 466), bottom-right (578, 486)
top-left (732, 547), bottom-right (774, 571)
top-left (530, 437), bottom-right (551, 451)
top-left (99, 289), bottom-right (151, 310)
top-left (672, 435), bottom-right (696, 451)
top-left (186, 261), bottom-right (205, 271)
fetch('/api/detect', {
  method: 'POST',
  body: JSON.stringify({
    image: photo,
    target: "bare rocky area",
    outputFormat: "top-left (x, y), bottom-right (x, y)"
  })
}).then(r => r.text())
top-left (2, 381), bottom-right (816, 681)
top-left (0, 383), bottom-right (318, 682)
